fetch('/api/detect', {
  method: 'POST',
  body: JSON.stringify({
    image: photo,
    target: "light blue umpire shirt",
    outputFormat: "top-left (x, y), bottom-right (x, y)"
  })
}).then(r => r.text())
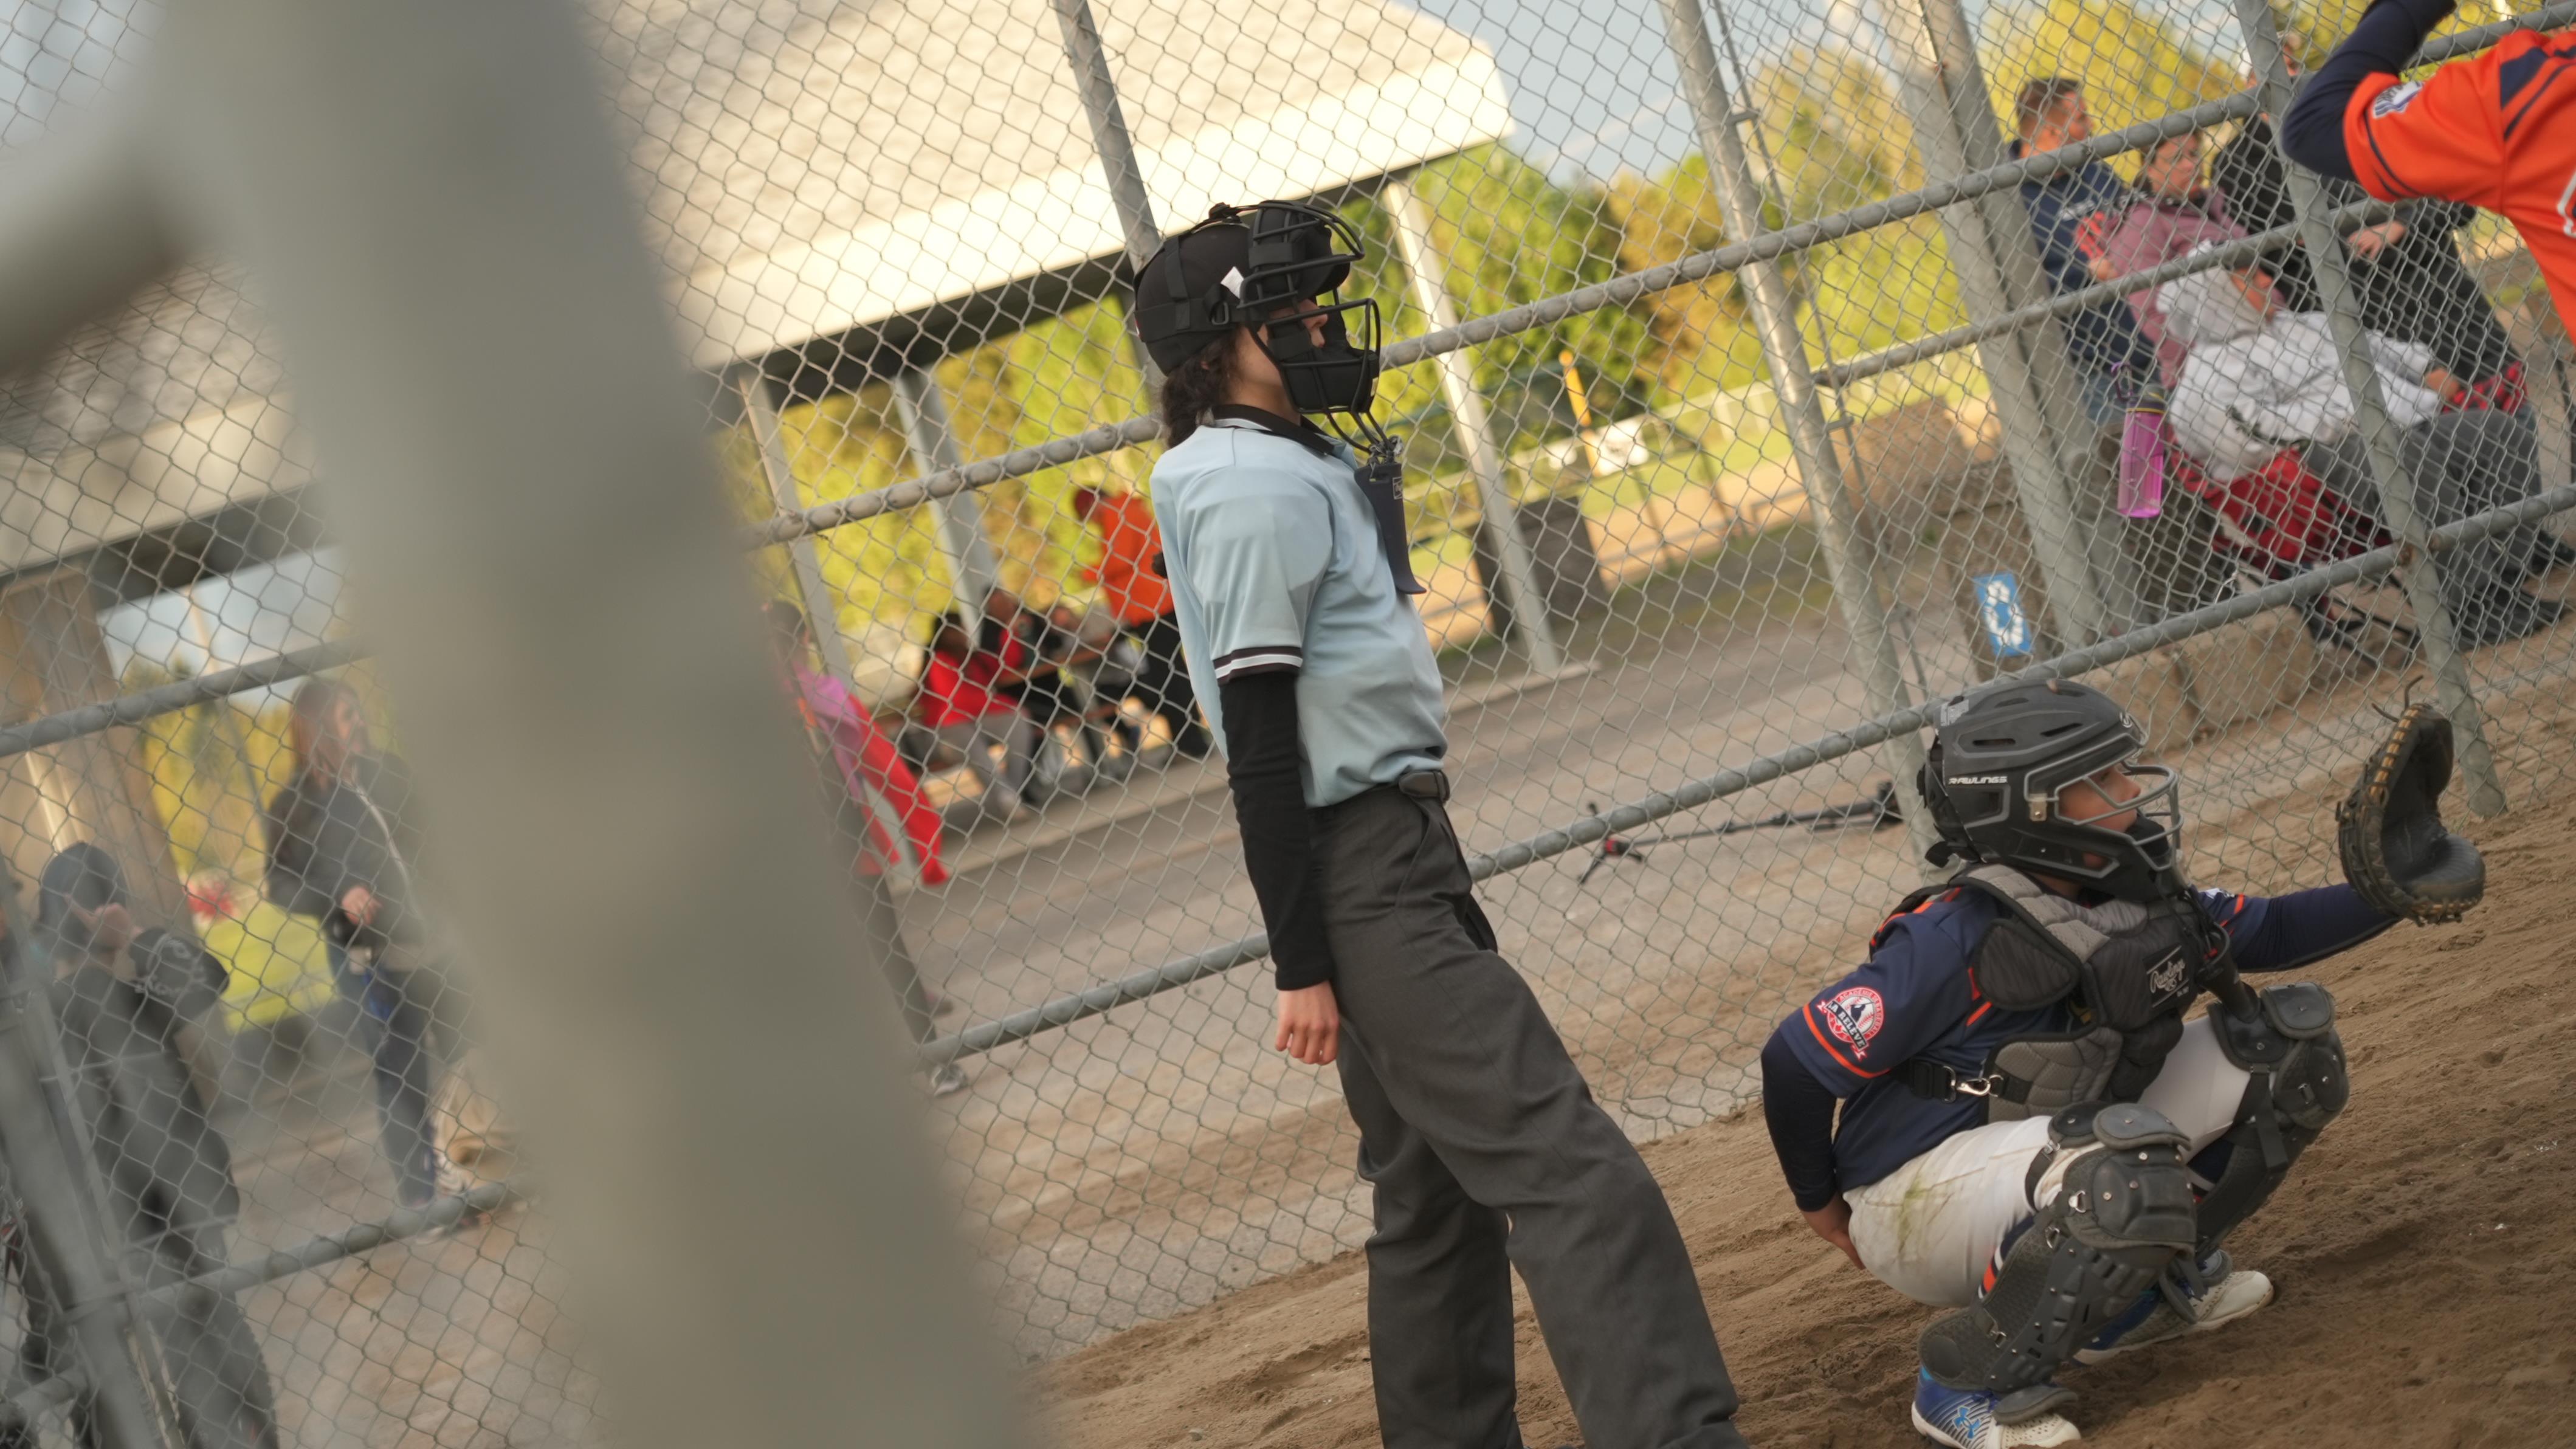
top-left (1150, 405), bottom-right (1447, 808)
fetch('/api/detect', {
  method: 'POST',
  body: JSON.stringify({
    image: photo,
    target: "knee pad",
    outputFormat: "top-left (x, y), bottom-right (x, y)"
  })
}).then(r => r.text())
top-left (1920, 1104), bottom-right (2199, 1394)
top-left (2198, 994), bottom-right (2349, 1255)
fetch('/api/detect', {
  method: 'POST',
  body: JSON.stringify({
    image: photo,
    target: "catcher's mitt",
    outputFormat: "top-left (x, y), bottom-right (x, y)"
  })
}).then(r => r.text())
top-left (2336, 701), bottom-right (2485, 923)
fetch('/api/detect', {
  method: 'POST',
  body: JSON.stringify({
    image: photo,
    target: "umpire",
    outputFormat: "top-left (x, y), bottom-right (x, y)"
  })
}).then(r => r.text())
top-left (1133, 201), bottom-right (1750, 1449)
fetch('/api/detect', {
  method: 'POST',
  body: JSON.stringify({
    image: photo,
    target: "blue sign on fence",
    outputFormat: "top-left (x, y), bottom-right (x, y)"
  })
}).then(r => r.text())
top-left (1971, 571), bottom-right (2036, 657)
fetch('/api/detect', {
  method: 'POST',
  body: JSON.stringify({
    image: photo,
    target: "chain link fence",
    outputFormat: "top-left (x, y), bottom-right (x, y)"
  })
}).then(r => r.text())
top-left (3, 0), bottom-right (2574, 1439)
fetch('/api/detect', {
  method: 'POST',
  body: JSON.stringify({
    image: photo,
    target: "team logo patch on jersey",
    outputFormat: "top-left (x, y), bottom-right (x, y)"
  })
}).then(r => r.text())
top-left (1820, 986), bottom-right (1886, 1056)
top-left (2371, 81), bottom-right (2423, 117)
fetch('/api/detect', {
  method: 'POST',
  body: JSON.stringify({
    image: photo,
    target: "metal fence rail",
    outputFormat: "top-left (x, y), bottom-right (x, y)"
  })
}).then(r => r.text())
top-left (2, 3), bottom-right (2575, 1443)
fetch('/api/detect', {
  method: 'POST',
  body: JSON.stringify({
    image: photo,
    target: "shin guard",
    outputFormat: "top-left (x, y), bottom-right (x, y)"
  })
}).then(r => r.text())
top-left (1920, 1104), bottom-right (2197, 1396)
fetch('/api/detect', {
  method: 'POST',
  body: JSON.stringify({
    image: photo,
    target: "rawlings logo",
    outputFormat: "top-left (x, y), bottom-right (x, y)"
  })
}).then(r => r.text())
top-left (1949, 774), bottom-right (2010, 785)
top-left (2371, 81), bottom-right (2423, 117)
top-left (2146, 949), bottom-right (2191, 998)
top-left (1819, 986), bottom-right (1886, 1056)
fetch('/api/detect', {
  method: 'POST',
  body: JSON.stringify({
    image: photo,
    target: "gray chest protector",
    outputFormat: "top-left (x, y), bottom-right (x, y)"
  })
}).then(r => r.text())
top-left (1892, 865), bottom-right (2209, 1120)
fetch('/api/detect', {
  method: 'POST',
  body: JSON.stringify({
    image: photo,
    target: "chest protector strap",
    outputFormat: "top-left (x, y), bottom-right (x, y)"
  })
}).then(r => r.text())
top-left (1892, 866), bottom-right (2208, 1121)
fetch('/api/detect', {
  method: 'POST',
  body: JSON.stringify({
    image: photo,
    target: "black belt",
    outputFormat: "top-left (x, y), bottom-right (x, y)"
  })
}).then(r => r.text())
top-left (1320, 768), bottom-right (1450, 820)
top-left (1394, 768), bottom-right (1449, 802)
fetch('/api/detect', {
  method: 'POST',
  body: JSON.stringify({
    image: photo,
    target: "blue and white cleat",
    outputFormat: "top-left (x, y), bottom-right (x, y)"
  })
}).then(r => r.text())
top-left (1910, 1371), bottom-right (2080, 1448)
top-left (2075, 1253), bottom-right (2274, 1364)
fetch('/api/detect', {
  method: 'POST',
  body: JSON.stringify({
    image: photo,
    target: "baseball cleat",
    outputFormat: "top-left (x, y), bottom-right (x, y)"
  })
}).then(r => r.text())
top-left (1911, 1371), bottom-right (2079, 1448)
top-left (2075, 1257), bottom-right (2273, 1363)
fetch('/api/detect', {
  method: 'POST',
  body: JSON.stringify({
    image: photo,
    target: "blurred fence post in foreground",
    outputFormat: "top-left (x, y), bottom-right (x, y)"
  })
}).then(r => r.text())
top-left (129, 0), bottom-right (1039, 1444)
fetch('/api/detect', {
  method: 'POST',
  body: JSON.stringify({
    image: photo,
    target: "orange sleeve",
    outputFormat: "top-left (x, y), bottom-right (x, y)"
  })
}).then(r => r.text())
top-left (2345, 46), bottom-right (2507, 208)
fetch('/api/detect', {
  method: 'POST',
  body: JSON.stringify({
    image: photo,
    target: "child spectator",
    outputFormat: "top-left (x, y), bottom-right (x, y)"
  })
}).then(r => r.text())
top-left (2099, 131), bottom-right (2242, 385)
top-left (765, 602), bottom-right (965, 1096)
top-left (2158, 255), bottom-right (2561, 645)
top-left (915, 608), bottom-right (1042, 822)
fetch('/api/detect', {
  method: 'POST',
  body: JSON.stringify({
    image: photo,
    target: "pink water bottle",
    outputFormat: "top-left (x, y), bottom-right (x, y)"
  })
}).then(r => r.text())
top-left (2118, 382), bottom-right (2169, 518)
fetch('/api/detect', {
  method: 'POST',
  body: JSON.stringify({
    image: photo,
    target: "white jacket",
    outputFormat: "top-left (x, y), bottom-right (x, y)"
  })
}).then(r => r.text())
top-left (2159, 256), bottom-right (2442, 478)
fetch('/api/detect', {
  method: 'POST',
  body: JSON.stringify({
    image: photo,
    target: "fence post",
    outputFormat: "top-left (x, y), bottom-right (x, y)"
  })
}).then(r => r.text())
top-left (1910, 0), bottom-right (2146, 634)
top-left (1382, 171), bottom-right (1564, 675)
top-left (891, 366), bottom-right (1005, 612)
top-left (1052, 0), bottom-right (1170, 391)
top-left (1650, 0), bottom-right (1936, 865)
top-left (2231, 0), bottom-right (2508, 816)
top-left (1868, 0), bottom-right (2119, 647)
top-left (737, 370), bottom-right (858, 681)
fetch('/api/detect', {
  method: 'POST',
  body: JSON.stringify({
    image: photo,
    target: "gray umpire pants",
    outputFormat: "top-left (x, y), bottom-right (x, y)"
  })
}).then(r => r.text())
top-left (1315, 779), bottom-right (1747, 1449)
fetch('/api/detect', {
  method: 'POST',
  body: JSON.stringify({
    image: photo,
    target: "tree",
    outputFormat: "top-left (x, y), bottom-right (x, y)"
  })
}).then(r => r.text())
top-left (1346, 146), bottom-right (1659, 454)
top-left (1983, 0), bottom-right (2244, 143)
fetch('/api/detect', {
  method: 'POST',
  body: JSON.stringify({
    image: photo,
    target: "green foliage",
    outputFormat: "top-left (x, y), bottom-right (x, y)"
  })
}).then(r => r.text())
top-left (1602, 44), bottom-right (1963, 398)
top-left (1984, 0), bottom-right (2245, 142)
top-left (1347, 146), bottom-right (1659, 448)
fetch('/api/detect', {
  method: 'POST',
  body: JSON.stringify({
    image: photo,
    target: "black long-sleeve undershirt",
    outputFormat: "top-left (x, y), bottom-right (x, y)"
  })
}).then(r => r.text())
top-left (2282, 0), bottom-right (2458, 182)
top-left (1761, 1031), bottom-right (1842, 1213)
top-left (1218, 670), bottom-right (1337, 991)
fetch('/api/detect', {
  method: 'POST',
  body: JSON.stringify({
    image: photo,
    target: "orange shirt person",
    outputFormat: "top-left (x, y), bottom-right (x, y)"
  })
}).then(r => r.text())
top-left (2283, 0), bottom-right (2576, 329)
top-left (1071, 484), bottom-right (1210, 757)
top-left (1072, 484), bottom-right (1172, 627)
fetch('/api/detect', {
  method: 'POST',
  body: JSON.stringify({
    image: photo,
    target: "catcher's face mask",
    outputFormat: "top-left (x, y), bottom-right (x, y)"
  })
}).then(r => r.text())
top-left (1133, 201), bottom-right (1388, 437)
top-left (2039, 756), bottom-right (2185, 883)
top-left (1239, 202), bottom-right (1383, 423)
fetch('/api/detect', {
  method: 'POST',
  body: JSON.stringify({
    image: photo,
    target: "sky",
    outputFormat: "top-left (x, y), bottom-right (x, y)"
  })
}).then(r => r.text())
top-left (1402, 0), bottom-right (2264, 182)
top-left (99, 552), bottom-right (350, 704)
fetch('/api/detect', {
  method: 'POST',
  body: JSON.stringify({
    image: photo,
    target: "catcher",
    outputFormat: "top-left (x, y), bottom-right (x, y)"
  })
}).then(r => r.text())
top-left (1758, 677), bottom-right (2482, 1448)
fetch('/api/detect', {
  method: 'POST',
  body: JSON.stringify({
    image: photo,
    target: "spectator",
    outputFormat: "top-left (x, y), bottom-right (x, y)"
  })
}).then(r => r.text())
top-left (2209, 32), bottom-right (2522, 405)
top-left (262, 678), bottom-right (461, 1210)
top-left (2012, 78), bottom-right (2161, 424)
top-left (915, 608), bottom-right (1042, 822)
top-left (26, 844), bottom-right (282, 1449)
top-left (766, 603), bottom-right (950, 890)
top-left (1002, 595), bottom-right (1092, 762)
top-left (2158, 255), bottom-right (2562, 645)
top-left (2100, 131), bottom-right (2244, 385)
top-left (1061, 601), bottom-right (1147, 772)
top-left (970, 588), bottom-right (1068, 775)
top-left (763, 602), bottom-right (966, 1097)
top-left (1073, 484), bottom-right (1213, 759)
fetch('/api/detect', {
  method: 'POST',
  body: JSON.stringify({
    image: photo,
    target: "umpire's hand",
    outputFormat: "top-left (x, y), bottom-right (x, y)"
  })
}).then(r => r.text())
top-left (1275, 982), bottom-right (1341, 1065)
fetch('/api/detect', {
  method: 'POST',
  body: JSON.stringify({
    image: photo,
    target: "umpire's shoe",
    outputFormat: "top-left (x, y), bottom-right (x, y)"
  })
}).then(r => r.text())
top-left (1910, 1371), bottom-right (2079, 1448)
top-left (2073, 1252), bottom-right (2274, 1364)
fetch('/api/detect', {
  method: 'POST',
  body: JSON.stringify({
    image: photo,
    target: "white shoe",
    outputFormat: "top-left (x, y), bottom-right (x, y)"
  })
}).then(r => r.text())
top-left (2075, 1264), bottom-right (2273, 1363)
top-left (1912, 1372), bottom-right (2080, 1448)
top-left (929, 1062), bottom-right (969, 1098)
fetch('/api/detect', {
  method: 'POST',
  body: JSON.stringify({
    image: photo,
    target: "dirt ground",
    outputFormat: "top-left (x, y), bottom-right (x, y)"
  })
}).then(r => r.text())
top-left (1036, 799), bottom-right (2576, 1449)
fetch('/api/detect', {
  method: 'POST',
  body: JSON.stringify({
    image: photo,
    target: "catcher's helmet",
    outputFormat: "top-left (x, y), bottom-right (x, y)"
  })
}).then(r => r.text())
top-left (1131, 201), bottom-right (1384, 421)
top-left (1918, 677), bottom-right (2186, 903)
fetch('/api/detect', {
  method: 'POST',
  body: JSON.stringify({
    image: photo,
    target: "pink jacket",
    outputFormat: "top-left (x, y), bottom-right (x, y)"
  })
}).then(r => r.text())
top-left (791, 662), bottom-right (950, 887)
top-left (2099, 194), bottom-right (2244, 386)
